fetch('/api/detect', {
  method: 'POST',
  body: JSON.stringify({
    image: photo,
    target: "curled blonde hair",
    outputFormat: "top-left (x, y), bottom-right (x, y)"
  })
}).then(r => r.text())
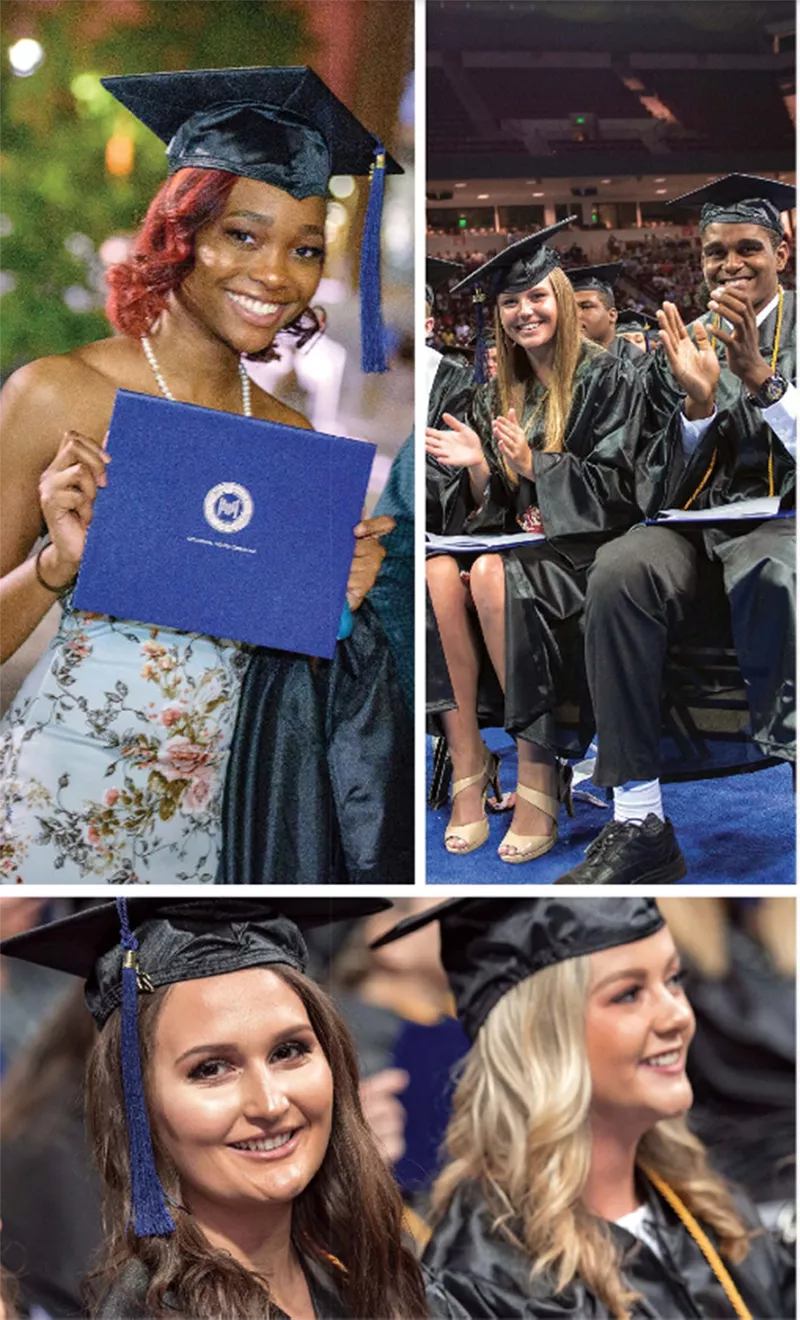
top-left (431, 957), bottom-right (751, 1320)
top-left (494, 266), bottom-right (588, 468)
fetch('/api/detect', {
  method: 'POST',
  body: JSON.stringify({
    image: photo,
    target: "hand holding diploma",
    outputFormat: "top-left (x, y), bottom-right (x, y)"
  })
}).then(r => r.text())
top-left (37, 429), bottom-right (111, 588)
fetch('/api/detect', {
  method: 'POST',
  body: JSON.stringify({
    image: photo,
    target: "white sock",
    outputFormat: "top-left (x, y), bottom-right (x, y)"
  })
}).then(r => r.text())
top-left (613, 779), bottom-right (664, 825)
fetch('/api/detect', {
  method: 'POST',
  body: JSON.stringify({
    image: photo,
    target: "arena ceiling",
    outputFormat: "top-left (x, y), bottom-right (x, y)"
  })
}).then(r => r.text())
top-left (427, 0), bottom-right (796, 181)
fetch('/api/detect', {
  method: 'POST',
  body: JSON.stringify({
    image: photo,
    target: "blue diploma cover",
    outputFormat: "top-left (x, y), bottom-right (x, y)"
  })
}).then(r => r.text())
top-left (73, 390), bottom-right (376, 659)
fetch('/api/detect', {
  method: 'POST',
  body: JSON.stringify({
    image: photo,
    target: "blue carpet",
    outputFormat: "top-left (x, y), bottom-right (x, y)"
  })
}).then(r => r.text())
top-left (426, 730), bottom-right (795, 884)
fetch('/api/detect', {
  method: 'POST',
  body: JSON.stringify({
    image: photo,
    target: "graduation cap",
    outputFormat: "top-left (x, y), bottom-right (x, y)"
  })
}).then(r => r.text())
top-left (616, 309), bottom-right (652, 336)
top-left (565, 262), bottom-right (624, 303)
top-left (451, 218), bottom-right (577, 300)
top-left (668, 173), bottom-right (795, 238)
top-left (1, 896), bottom-right (389, 1238)
top-left (450, 219), bottom-right (576, 382)
top-left (426, 256), bottom-right (465, 310)
top-left (370, 896), bottom-right (664, 1043)
top-left (100, 67), bottom-right (404, 373)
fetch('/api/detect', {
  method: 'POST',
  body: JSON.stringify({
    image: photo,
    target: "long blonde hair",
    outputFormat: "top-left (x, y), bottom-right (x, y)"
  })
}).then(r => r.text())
top-left (431, 958), bottom-right (751, 1320)
top-left (493, 265), bottom-right (586, 461)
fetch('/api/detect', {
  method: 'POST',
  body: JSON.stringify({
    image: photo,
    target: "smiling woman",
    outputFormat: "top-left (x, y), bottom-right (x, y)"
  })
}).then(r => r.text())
top-left (425, 226), bottom-right (661, 868)
top-left (0, 65), bottom-right (412, 885)
top-left (0, 899), bottom-right (467, 1320)
top-left (373, 897), bottom-right (795, 1320)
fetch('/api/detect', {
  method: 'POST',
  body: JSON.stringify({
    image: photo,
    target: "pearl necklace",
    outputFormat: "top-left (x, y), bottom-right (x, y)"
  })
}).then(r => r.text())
top-left (141, 335), bottom-right (252, 416)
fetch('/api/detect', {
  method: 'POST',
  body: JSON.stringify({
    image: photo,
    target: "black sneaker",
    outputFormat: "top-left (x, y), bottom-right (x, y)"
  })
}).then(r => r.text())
top-left (554, 814), bottom-right (686, 885)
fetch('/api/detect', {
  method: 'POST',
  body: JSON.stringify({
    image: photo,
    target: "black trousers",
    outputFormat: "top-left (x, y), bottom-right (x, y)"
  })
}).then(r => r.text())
top-left (585, 520), bottom-right (796, 787)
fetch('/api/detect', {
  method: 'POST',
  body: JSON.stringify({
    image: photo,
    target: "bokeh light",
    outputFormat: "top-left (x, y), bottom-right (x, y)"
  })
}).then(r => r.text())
top-left (8, 38), bottom-right (44, 77)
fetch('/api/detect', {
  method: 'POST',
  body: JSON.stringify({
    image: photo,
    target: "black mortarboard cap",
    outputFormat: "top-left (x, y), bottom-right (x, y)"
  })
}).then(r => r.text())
top-left (0, 895), bottom-right (390, 1028)
top-left (2, 896), bottom-right (389, 1239)
top-left (370, 897), bottom-right (664, 1043)
top-left (101, 67), bottom-right (403, 373)
top-left (668, 173), bottom-right (795, 238)
top-left (450, 217), bottom-right (577, 300)
top-left (426, 256), bottom-right (465, 308)
top-left (566, 262), bottom-right (624, 302)
top-left (616, 309), bottom-right (652, 335)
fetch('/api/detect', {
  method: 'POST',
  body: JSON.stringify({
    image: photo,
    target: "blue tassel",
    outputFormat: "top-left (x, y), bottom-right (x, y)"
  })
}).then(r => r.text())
top-left (473, 291), bottom-right (488, 384)
top-left (359, 140), bottom-right (388, 374)
top-left (116, 897), bottom-right (175, 1238)
top-left (337, 601), bottom-right (354, 641)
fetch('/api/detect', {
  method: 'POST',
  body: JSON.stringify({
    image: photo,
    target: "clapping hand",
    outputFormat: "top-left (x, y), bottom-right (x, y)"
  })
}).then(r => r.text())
top-left (706, 285), bottom-right (772, 395)
top-left (656, 301), bottom-right (720, 419)
top-left (492, 408), bottom-right (533, 478)
top-left (425, 412), bottom-right (484, 469)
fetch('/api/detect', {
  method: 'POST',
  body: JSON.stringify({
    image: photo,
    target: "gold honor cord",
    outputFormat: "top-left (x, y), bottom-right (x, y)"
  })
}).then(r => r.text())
top-left (641, 1166), bottom-right (752, 1320)
top-left (690, 286), bottom-right (785, 508)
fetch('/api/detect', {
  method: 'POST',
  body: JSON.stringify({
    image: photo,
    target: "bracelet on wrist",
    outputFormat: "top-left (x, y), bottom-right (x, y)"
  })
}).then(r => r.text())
top-left (35, 544), bottom-right (78, 595)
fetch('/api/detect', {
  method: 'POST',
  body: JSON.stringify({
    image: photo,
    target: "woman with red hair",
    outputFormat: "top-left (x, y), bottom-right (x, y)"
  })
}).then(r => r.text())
top-left (0, 67), bottom-right (408, 884)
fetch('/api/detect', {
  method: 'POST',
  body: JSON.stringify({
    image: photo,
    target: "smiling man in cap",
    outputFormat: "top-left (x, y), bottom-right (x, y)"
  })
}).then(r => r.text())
top-left (558, 173), bottom-right (795, 884)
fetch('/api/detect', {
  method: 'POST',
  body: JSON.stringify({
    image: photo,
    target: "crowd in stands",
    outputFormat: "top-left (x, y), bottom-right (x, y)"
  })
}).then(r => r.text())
top-left (428, 229), bottom-right (796, 351)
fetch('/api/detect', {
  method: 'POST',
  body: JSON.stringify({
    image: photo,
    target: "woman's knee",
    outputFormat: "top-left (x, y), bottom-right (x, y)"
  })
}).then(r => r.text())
top-left (426, 553), bottom-right (461, 597)
top-left (469, 553), bottom-right (506, 610)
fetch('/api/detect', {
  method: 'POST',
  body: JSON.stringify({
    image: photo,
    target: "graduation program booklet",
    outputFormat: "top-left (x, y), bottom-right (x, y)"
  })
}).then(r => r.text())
top-left (648, 496), bottom-right (787, 524)
top-left (73, 390), bottom-right (375, 659)
top-left (425, 530), bottom-right (545, 555)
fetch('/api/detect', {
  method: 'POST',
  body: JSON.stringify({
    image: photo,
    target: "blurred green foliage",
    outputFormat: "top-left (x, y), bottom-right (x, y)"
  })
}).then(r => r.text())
top-left (1, 1), bottom-right (310, 373)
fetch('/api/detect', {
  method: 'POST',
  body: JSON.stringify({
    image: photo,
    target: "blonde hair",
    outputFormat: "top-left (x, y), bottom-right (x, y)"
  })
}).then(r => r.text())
top-left (431, 958), bottom-right (751, 1320)
top-left (494, 266), bottom-right (587, 470)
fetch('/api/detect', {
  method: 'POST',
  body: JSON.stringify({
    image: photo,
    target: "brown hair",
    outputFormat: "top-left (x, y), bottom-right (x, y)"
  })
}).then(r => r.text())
top-left (1, 982), bottom-right (96, 1140)
top-left (432, 958), bottom-right (751, 1320)
top-left (86, 966), bottom-right (426, 1320)
top-left (493, 266), bottom-right (589, 473)
top-left (0, 1261), bottom-right (20, 1320)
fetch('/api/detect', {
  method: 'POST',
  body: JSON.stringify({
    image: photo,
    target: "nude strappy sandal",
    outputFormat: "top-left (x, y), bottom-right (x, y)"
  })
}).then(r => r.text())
top-left (498, 765), bottom-right (574, 864)
top-left (444, 746), bottom-right (502, 855)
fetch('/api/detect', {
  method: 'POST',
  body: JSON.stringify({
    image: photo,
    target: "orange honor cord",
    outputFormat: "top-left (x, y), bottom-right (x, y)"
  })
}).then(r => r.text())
top-left (641, 1166), bottom-right (752, 1320)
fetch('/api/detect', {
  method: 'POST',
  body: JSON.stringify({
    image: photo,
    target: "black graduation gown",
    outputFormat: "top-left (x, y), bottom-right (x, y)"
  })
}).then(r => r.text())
top-left (427, 352), bottom-right (474, 431)
top-left (94, 1252), bottom-right (469, 1319)
top-left (427, 348), bottom-right (653, 753)
top-left (610, 335), bottom-right (646, 366)
top-left (94, 1253), bottom-right (347, 1320)
top-left (0, 1083), bottom-right (103, 1319)
top-left (685, 925), bottom-right (795, 1205)
top-left (426, 351), bottom-right (475, 535)
top-left (217, 601), bottom-right (413, 885)
top-left (424, 1177), bottom-right (795, 1319)
top-left (646, 291), bottom-right (796, 515)
top-left (641, 290), bottom-right (796, 760)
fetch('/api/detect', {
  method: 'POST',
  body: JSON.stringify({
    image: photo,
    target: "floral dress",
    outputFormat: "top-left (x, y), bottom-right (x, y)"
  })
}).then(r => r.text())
top-left (1, 597), bottom-right (247, 883)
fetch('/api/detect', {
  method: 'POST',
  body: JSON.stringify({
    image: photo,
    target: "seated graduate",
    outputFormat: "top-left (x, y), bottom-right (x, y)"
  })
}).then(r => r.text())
top-left (0, 898), bottom-right (466, 1320)
top-left (615, 310), bottom-right (654, 357)
top-left (425, 258), bottom-right (473, 429)
top-left (565, 263), bottom-right (645, 364)
top-left (559, 173), bottom-right (795, 884)
top-left (425, 258), bottom-right (474, 537)
top-left (0, 66), bottom-right (407, 886)
top-left (425, 222), bottom-right (652, 864)
top-left (374, 896), bottom-right (795, 1320)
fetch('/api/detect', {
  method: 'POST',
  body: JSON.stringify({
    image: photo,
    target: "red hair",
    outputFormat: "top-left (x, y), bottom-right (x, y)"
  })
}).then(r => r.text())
top-left (105, 166), bottom-right (325, 355)
top-left (105, 168), bottom-right (238, 337)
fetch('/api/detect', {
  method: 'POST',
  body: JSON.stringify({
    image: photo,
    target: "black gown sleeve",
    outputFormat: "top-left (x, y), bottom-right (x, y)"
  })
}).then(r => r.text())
top-left (428, 381), bottom-right (519, 537)
top-left (532, 354), bottom-right (647, 537)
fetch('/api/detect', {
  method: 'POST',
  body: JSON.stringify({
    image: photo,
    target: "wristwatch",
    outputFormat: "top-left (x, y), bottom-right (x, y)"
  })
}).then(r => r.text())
top-left (746, 373), bottom-right (790, 408)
